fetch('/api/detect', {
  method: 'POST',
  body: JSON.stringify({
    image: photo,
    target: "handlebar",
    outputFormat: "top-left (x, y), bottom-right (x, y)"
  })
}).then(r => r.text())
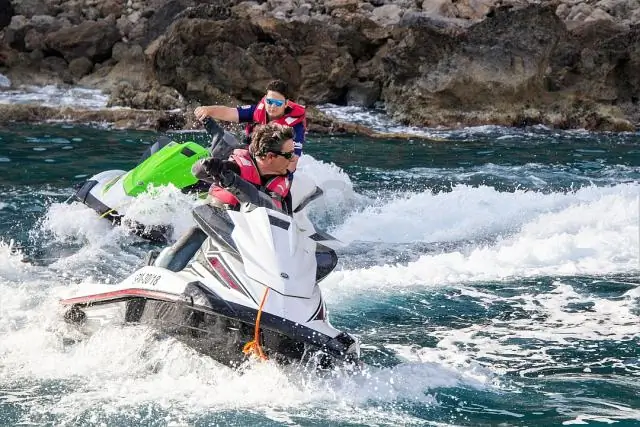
top-left (219, 169), bottom-right (280, 211)
top-left (202, 116), bottom-right (224, 145)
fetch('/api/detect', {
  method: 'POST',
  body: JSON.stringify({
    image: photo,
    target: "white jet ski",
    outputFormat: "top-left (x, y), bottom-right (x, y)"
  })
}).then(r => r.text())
top-left (61, 169), bottom-right (360, 368)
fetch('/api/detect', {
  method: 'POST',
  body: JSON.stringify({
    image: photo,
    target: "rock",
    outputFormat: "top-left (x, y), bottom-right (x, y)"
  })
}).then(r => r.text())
top-left (112, 42), bottom-right (144, 62)
top-left (1, 0), bottom-right (640, 132)
top-left (41, 56), bottom-right (68, 73)
top-left (143, 35), bottom-right (165, 60)
top-left (371, 4), bottom-right (403, 26)
top-left (45, 20), bottom-right (122, 62)
top-left (11, 0), bottom-right (51, 18)
top-left (91, 8), bottom-right (105, 20)
top-left (0, 103), bottom-right (187, 131)
top-left (129, 10), bottom-right (142, 24)
top-left (292, 4), bottom-right (312, 16)
top-left (359, 3), bottom-right (374, 12)
top-left (24, 28), bottom-right (46, 51)
top-left (0, 0), bottom-right (13, 30)
top-left (107, 81), bottom-right (184, 110)
top-left (69, 57), bottom-right (94, 78)
top-left (30, 15), bottom-right (62, 33)
top-left (154, 17), bottom-right (275, 103)
top-left (382, 3), bottom-right (567, 124)
top-left (5, 15), bottom-right (29, 50)
top-left (142, 0), bottom-right (194, 46)
top-left (595, 0), bottom-right (640, 22)
top-left (346, 80), bottom-right (381, 107)
top-left (116, 15), bottom-right (133, 37)
top-left (325, 0), bottom-right (359, 13)
top-left (29, 49), bottom-right (44, 61)
top-left (127, 17), bottom-right (148, 42)
top-left (98, 0), bottom-right (125, 19)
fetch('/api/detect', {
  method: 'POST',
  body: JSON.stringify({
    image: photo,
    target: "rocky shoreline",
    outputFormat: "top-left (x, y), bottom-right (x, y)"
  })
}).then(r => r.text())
top-left (1, 0), bottom-right (639, 133)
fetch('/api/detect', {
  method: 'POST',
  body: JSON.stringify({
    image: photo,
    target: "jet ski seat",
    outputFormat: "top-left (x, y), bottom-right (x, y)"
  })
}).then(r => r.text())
top-left (154, 226), bottom-right (208, 272)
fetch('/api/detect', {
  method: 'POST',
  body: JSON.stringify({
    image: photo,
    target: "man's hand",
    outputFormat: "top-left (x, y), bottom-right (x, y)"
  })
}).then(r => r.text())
top-left (218, 168), bottom-right (236, 188)
top-left (202, 158), bottom-right (223, 178)
top-left (194, 106), bottom-right (214, 121)
top-left (194, 105), bottom-right (240, 122)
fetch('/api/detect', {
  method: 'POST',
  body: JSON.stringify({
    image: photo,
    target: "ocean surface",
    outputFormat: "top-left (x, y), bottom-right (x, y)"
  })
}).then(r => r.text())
top-left (0, 115), bottom-right (639, 426)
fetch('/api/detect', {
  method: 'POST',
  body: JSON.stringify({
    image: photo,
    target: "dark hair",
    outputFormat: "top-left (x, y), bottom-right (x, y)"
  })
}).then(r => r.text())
top-left (266, 79), bottom-right (289, 99)
top-left (249, 123), bottom-right (294, 157)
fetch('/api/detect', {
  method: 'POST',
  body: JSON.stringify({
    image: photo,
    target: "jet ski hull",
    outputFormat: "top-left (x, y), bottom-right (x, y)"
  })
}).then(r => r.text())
top-left (62, 282), bottom-right (359, 368)
top-left (73, 177), bottom-right (173, 242)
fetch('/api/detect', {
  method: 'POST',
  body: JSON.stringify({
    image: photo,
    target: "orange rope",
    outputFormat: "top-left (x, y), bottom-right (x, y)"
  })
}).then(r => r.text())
top-left (243, 287), bottom-right (270, 361)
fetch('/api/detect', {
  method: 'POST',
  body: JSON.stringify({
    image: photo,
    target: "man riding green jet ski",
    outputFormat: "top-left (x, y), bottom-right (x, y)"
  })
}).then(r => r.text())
top-left (72, 118), bottom-right (248, 242)
top-left (72, 116), bottom-right (322, 244)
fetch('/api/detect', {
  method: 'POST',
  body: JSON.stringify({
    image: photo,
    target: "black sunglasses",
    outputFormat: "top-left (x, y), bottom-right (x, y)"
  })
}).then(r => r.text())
top-left (269, 150), bottom-right (295, 160)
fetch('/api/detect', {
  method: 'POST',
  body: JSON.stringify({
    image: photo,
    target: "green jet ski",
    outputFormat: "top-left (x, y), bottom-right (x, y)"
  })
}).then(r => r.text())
top-left (72, 118), bottom-right (244, 242)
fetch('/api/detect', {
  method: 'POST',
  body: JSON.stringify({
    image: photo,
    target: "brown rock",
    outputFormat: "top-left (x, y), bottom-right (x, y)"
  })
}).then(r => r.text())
top-left (382, 4), bottom-right (567, 125)
top-left (11, 0), bottom-right (51, 18)
top-left (68, 57), bottom-right (94, 78)
top-left (346, 80), bottom-right (381, 107)
top-left (0, 103), bottom-right (186, 131)
top-left (325, 0), bottom-right (360, 13)
top-left (0, 0), bottom-right (13, 29)
top-left (24, 28), bottom-right (45, 51)
top-left (45, 20), bottom-right (121, 62)
top-left (98, 0), bottom-right (125, 19)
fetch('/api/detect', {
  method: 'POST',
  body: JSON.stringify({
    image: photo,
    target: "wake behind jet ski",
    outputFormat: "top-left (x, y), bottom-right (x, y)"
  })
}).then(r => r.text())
top-left (72, 118), bottom-right (244, 242)
top-left (61, 169), bottom-right (360, 369)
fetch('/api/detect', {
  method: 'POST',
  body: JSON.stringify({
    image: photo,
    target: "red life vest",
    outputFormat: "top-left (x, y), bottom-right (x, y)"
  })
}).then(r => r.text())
top-left (209, 149), bottom-right (290, 209)
top-left (244, 97), bottom-right (306, 140)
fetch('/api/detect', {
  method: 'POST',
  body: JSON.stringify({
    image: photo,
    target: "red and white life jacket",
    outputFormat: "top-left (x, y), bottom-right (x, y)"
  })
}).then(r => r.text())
top-left (208, 149), bottom-right (290, 209)
top-left (244, 97), bottom-right (306, 140)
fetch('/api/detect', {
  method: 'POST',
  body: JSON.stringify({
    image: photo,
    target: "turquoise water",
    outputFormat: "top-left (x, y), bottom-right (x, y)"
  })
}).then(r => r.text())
top-left (0, 123), bottom-right (638, 426)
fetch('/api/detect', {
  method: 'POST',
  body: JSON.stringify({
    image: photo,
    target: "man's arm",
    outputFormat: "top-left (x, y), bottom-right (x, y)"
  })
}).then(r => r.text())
top-left (286, 122), bottom-right (306, 174)
top-left (194, 106), bottom-right (240, 122)
top-left (192, 158), bottom-right (240, 183)
top-left (236, 105), bottom-right (257, 123)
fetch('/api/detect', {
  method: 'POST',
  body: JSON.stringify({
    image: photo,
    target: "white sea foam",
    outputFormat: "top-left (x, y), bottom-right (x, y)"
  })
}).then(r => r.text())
top-left (0, 85), bottom-right (109, 109)
top-left (0, 73), bottom-right (10, 88)
top-left (324, 182), bottom-right (639, 296)
top-left (317, 104), bottom-right (450, 138)
top-left (0, 293), bottom-right (471, 425)
top-left (297, 154), bottom-right (367, 227)
top-left (316, 104), bottom-right (539, 139)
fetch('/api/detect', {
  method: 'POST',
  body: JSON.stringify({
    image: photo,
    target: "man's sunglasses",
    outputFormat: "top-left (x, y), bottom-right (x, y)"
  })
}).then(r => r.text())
top-left (265, 98), bottom-right (285, 107)
top-left (269, 150), bottom-right (295, 160)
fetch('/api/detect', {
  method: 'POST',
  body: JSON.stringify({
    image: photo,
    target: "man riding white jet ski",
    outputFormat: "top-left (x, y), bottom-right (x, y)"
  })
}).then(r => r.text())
top-left (61, 123), bottom-right (360, 368)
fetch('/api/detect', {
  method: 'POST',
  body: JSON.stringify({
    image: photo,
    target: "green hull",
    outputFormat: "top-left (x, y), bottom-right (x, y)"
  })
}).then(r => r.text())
top-left (122, 141), bottom-right (209, 196)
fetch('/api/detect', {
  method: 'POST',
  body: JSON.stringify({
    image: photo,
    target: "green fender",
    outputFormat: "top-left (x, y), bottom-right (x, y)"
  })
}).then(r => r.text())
top-left (122, 141), bottom-right (210, 196)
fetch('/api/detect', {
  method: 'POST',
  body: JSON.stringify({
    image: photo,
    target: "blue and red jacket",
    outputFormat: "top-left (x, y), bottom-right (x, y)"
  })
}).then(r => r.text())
top-left (237, 98), bottom-right (306, 156)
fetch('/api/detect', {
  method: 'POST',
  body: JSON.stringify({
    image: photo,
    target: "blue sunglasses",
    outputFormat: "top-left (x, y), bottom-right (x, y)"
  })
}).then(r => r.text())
top-left (265, 98), bottom-right (285, 107)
